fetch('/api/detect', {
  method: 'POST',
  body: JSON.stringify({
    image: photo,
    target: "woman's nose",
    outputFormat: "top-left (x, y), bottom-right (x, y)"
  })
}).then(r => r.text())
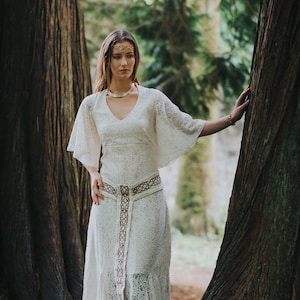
top-left (121, 56), bottom-right (128, 65)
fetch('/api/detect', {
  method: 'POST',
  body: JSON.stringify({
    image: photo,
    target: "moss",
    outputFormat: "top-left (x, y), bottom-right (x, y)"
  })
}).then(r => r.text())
top-left (174, 138), bottom-right (212, 235)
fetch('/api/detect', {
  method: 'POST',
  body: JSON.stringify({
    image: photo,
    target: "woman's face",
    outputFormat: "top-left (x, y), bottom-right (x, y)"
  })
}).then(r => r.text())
top-left (110, 41), bottom-right (135, 81)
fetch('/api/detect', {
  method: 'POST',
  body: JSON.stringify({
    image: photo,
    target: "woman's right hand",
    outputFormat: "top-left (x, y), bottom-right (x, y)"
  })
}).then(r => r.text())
top-left (84, 165), bottom-right (104, 205)
top-left (91, 173), bottom-right (104, 205)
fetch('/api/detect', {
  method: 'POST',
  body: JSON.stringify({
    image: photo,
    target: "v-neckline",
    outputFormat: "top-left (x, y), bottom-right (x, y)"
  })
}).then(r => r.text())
top-left (105, 86), bottom-right (140, 121)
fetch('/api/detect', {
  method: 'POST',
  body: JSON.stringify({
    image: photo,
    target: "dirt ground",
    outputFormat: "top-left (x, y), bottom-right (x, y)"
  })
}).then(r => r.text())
top-left (170, 267), bottom-right (213, 300)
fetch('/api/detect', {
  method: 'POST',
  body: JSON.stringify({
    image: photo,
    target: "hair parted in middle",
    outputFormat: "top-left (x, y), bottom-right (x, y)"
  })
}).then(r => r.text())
top-left (94, 29), bottom-right (140, 92)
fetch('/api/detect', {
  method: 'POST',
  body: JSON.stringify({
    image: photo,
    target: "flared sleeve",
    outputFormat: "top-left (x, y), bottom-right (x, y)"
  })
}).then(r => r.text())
top-left (154, 90), bottom-right (206, 168)
top-left (67, 94), bottom-right (101, 169)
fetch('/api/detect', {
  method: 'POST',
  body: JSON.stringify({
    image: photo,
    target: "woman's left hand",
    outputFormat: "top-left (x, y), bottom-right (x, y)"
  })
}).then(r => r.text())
top-left (230, 87), bottom-right (250, 124)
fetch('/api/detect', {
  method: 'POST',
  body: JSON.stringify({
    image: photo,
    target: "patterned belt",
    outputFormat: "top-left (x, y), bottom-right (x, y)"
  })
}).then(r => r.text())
top-left (102, 173), bottom-right (161, 300)
top-left (102, 173), bottom-right (161, 199)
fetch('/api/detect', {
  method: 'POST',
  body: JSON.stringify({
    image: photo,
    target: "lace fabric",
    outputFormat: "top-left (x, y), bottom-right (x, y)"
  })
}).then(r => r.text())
top-left (68, 85), bottom-right (205, 299)
top-left (102, 173), bottom-right (163, 299)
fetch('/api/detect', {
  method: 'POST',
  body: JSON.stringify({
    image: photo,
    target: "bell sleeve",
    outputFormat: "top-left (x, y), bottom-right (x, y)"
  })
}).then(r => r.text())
top-left (154, 90), bottom-right (206, 168)
top-left (67, 95), bottom-right (101, 169)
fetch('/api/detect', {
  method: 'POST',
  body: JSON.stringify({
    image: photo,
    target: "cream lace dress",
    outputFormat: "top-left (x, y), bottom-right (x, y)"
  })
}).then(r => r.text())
top-left (67, 85), bottom-right (205, 300)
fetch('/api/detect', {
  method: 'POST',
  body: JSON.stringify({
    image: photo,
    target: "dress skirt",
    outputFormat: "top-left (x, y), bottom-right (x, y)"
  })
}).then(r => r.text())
top-left (82, 173), bottom-right (171, 300)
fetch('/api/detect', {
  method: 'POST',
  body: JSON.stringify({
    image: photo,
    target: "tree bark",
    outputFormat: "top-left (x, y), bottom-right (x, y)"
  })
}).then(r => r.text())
top-left (0, 0), bottom-right (91, 299)
top-left (202, 0), bottom-right (300, 299)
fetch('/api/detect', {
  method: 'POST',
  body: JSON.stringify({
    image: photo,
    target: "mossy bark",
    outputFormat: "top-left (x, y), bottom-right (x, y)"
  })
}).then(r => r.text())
top-left (175, 139), bottom-right (213, 235)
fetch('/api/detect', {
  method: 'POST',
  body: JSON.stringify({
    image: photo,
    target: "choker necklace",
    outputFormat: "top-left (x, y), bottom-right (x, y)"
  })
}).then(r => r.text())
top-left (107, 84), bottom-right (133, 98)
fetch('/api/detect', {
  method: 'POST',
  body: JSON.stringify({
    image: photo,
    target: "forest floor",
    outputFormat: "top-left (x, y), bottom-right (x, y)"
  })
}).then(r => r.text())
top-left (169, 230), bottom-right (222, 300)
top-left (170, 267), bottom-right (212, 299)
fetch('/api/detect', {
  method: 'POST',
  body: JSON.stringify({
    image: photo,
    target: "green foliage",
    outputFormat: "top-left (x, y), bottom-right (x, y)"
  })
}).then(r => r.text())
top-left (120, 0), bottom-right (259, 110)
top-left (80, 0), bottom-right (260, 235)
top-left (81, 0), bottom-right (259, 110)
top-left (196, 52), bottom-right (250, 106)
top-left (220, 0), bottom-right (259, 48)
top-left (215, 0), bottom-right (260, 105)
top-left (174, 0), bottom-right (259, 234)
top-left (121, 0), bottom-right (210, 117)
top-left (80, 0), bottom-right (128, 61)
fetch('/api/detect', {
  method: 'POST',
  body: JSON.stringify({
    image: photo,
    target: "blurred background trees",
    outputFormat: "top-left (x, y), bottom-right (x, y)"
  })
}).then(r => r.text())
top-left (81, 0), bottom-right (259, 236)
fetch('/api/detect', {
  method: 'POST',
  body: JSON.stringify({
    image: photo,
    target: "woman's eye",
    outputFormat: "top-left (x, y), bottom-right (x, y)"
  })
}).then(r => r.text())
top-left (112, 54), bottom-right (134, 60)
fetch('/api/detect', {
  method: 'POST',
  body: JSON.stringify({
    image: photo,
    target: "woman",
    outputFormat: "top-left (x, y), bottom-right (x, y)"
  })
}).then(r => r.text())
top-left (67, 29), bottom-right (250, 300)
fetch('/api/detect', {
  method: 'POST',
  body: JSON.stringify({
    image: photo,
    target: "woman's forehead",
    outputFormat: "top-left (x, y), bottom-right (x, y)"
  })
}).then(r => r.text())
top-left (112, 41), bottom-right (134, 53)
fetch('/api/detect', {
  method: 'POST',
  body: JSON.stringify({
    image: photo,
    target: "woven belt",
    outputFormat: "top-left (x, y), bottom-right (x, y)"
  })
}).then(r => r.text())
top-left (102, 174), bottom-right (161, 199)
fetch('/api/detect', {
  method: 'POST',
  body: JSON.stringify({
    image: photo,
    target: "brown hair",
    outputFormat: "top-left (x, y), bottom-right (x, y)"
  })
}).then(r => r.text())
top-left (94, 29), bottom-right (140, 92)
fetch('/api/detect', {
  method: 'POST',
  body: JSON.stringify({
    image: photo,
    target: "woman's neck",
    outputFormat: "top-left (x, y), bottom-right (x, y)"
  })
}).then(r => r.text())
top-left (109, 80), bottom-right (133, 93)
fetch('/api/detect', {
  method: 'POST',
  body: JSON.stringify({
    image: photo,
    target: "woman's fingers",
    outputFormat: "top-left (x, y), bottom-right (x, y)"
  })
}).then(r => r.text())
top-left (92, 193), bottom-right (100, 205)
top-left (231, 87), bottom-right (250, 122)
top-left (97, 177), bottom-right (104, 190)
top-left (237, 87), bottom-right (250, 105)
top-left (92, 176), bottom-right (104, 205)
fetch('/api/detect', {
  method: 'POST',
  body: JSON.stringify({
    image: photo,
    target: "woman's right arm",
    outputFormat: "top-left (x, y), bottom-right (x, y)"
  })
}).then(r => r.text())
top-left (84, 165), bottom-right (104, 205)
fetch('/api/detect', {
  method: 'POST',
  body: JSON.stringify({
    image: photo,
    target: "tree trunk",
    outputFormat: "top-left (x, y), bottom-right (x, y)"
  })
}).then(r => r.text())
top-left (0, 0), bottom-right (91, 299)
top-left (202, 0), bottom-right (300, 299)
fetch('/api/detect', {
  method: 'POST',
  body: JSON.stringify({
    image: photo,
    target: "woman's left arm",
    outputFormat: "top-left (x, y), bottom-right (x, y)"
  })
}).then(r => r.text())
top-left (200, 87), bottom-right (250, 137)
